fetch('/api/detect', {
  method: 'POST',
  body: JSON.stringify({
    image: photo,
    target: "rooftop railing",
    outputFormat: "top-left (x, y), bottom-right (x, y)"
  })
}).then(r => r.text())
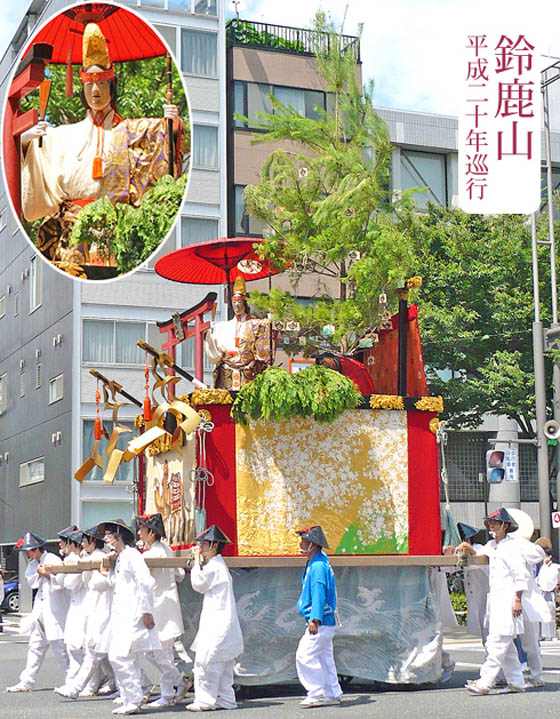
top-left (226, 19), bottom-right (361, 63)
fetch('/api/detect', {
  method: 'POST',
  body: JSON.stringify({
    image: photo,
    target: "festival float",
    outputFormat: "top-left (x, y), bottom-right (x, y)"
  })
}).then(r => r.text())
top-left (62, 233), bottom-right (469, 687)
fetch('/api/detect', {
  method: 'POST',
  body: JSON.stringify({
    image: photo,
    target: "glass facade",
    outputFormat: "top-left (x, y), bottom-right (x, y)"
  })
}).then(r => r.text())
top-left (400, 150), bottom-right (447, 208)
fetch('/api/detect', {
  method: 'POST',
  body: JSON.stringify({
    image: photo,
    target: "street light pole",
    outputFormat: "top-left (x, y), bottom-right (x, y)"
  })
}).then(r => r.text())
top-left (542, 72), bottom-right (560, 520)
top-left (531, 212), bottom-right (552, 537)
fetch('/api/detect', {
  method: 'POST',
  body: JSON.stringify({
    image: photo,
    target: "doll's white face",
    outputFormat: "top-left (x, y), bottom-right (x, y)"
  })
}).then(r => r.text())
top-left (83, 66), bottom-right (111, 112)
top-left (232, 297), bottom-right (246, 318)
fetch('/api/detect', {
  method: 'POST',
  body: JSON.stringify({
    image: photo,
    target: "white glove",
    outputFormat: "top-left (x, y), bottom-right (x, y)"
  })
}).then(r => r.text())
top-left (163, 103), bottom-right (179, 120)
top-left (21, 121), bottom-right (48, 149)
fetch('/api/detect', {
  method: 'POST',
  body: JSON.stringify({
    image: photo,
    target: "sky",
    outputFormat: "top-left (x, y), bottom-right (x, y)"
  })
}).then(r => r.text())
top-left (1, 0), bottom-right (560, 117)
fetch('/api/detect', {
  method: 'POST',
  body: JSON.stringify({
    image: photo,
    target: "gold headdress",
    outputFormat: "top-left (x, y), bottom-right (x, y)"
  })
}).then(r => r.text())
top-left (232, 275), bottom-right (247, 299)
top-left (79, 24), bottom-right (114, 83)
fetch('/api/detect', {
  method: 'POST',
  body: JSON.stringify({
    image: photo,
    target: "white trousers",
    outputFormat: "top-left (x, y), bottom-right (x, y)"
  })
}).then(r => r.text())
top-left (19, 626), bottom-right (69, 687)
top-left (520, 619), bottom-right (543, 681)
top-left (145, 638), bottom-right (183, 700)
top-left (296, 625), bottom-right (342, 700)
top-left (111, 653), bottom-right (143, 708)
top-left (65, 646), bottom-right (84, 685)
top-left (479, 633), bottom-right (524, 688)
top-left (67, 647), bottom-right (114, 694)
top-left (193, 659), bottom-right (236, 709)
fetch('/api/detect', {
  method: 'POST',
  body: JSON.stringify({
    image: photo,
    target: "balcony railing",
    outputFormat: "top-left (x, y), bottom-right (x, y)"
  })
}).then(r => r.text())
top-left (226, 19), bottom-right (360, 62)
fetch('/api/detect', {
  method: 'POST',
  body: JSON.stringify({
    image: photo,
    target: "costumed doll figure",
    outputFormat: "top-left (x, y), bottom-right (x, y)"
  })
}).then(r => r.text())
top-left (204, 276), bottom-right (273, 390)
top-left (20, 23), bottom-right (183, 273)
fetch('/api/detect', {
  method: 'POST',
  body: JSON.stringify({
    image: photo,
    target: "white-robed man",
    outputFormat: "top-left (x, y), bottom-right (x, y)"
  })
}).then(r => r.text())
top-left (55, 525), bottom-right (115, 699)
top-left (536, 538), bottom-right (559, 640)
top-left (136, 513), bottom-right (191, 708)
top-left (101, 519), bottom-right (160, 716)
top-left (457, 523), bottom-right (489, 643)
top-left (295, 525), bottom-right (342, 708)
top-left (6, 532), bottom-right (69, 692)
top-left (188, 525), bottom-right (243, 712)
top-left (459, 508), bottom-right (531, 694)
top-left (56, 528), bottom-right (88, 690)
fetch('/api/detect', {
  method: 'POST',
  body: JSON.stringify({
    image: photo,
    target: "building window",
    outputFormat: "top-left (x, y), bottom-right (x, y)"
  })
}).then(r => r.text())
top-left (35, 363), bottom-right (41, 389)
top-left (19, 457), bottom-right (45, 487)
top-left (181, 217), bottom-right (219, 247)
top-left (234, 185), bottom-right (268, 236)
top-left (400, 150), bottom-right (447, 208)
top-left (193, 0), bottom-right (217, 15)
top-left (49, 374), bottom-right (63, 404)
top-left (153, 23), bottom-right (176, 56)
top-left (0, 295), bottom-right (5, 318)
top-left (0, 374), bottom-right (6, 414)
top-left (193, 125), bottom-right (218, 168)
top-left (234, 81), bottom-right (326, 129)
top-left (177, 335), bottom-right (213, 372)
top-left (82, 500), bottom-right (134, 528)
top-left (14, 292), bottom-right (19, 317)
top-left (19, 369), bottom-right (25, 398)
top-left (0, 209), bottom-right (6, 231)
top-left (29, 255), bottom-right (42, 313)
top-left (82, 420), bottom-right (135, 482)
top-left (83, 320), bottom-right (146, 364)
top-left (181, 29), bottom-right (217, 76)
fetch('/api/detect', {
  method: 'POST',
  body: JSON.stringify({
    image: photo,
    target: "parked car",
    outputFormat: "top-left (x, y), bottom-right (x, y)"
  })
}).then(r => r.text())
top-left (1, 578), bottom-right (19, 613)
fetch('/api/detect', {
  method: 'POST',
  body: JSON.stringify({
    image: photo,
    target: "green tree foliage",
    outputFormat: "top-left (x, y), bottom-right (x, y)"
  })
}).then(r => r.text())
top-left (409, 206), bottom-right (555, 434)
top-left (240, 11), bottom-right (415, 354)
top-left (21, 56), bottom-right (188, 126)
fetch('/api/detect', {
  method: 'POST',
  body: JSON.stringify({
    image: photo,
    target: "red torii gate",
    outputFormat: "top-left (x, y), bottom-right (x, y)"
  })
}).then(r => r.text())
top-left (156, 292), bottom-right (217, 385)
top-left (3, 44), bottom-right (52, 219)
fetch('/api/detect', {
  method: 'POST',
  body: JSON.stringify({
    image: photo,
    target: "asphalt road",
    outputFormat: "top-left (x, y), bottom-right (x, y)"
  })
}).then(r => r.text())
top-left (1, 618), bottom-right (560, 719)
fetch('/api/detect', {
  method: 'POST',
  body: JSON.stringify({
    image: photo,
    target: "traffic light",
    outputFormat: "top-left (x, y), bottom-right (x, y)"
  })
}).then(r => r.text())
top-left (486, 450), bottom-right (505, 483)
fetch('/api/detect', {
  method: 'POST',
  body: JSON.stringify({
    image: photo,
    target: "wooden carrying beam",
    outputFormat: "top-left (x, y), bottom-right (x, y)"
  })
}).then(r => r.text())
top-left (44, 553), bottom-right (488, 573)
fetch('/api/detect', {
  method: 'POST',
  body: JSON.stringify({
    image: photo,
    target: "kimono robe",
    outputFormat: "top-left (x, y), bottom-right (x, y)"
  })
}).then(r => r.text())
top-left (143, 540), bottom-right (185, 701)
top-left (190, 554), bottom-right (243, 710)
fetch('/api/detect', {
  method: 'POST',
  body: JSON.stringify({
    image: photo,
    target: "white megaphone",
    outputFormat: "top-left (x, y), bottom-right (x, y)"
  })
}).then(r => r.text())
top-left (543, 419), bottom-right (560, 440)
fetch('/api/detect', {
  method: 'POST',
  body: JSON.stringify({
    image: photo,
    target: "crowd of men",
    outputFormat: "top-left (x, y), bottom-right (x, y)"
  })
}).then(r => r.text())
top-left (4, 519), bottom-right (340, 714)
top-left (3, 508), bottom-right (560, 712)
top-left (455, 508), bottom-right (559, 694)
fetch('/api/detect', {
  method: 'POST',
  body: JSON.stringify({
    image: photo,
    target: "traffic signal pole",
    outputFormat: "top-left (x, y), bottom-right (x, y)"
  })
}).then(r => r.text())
top-left (531, 213), bottom-right (552, 537)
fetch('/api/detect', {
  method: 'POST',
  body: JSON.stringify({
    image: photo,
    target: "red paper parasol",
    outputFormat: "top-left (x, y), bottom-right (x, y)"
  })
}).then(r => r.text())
top-left (22, 3), bottom-right (167, 65)
top-left (155, 238), bottom-right (282, 286)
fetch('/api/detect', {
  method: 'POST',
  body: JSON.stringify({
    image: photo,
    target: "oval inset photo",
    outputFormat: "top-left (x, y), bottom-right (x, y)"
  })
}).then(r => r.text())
top-left (3, 1), bottom-right (190, 281)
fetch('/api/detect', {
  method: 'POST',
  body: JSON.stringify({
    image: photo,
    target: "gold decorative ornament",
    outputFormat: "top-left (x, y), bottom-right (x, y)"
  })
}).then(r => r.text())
top-left (82, 23), bottom-right (111, 70)
top-left (369, 395), bottom-right (405, 410)
top-left (190, 388), bottom-right (233, 406)
top-left (414, 396), bottom-right (444, 413)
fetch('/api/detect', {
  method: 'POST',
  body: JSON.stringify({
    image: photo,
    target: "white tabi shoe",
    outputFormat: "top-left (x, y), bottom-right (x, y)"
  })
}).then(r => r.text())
top-left (112, 703), bottom-right (141, 715)
top-left (465, 680), bottom-right (490, 695)
top-left (186, 702), bottom-right (217, 711)
top-left (6, 682), bottom-right (32, 693)
top-left (300, 696), bottom-right (327, 707)
top-left (146, 696), bottom-right (176, 709)
top-left (495, 684), bottom-right (526, 694)
top-left (54, 685), bottom-right (78, 699)
top-left (322, 696), bottom-right (342, 705)
top-left (525, 677), bottom-right (545, 688)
